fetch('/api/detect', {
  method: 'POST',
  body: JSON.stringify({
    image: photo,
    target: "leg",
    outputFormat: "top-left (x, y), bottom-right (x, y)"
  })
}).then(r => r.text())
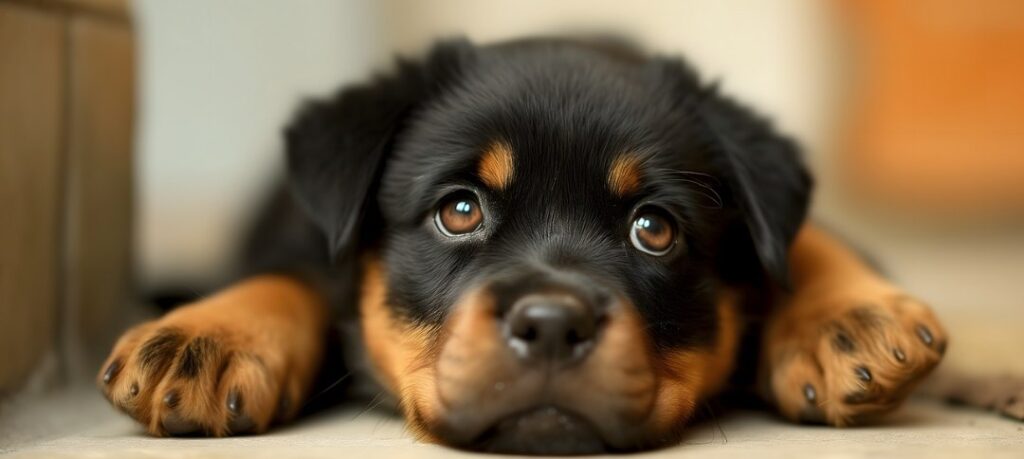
top-left (97, 275), bottom-right (328, 436)
top-left (919, 370), bottom-right (1024, 420)
top-left (760, 225), bottom-right (947, 425)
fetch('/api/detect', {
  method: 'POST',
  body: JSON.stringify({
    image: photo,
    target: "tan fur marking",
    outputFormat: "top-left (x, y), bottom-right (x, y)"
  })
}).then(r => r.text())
top-left (554, 300), bottom-right (657, 445)
top-left (358, 257), bottom-right (441, 442)
top-left (477, 141), bottom-right (515, 190)
top-left (358, 260), bottom-right (746, 448)
top-left (608, 154), bottom-right (644, 197)
top-left (98, 275), bottom-right (327, 436)
top-left (652, 290), bottom-right (742, 428)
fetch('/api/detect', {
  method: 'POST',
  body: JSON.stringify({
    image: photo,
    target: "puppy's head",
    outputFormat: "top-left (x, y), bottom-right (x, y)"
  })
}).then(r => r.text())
top-left (287, 39), bottom-right (811, 454)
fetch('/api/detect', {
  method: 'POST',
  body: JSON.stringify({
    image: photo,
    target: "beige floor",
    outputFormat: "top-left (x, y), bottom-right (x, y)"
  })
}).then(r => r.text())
top-left (2, 383), bottom-right (1023, 459)
top-left (4, 312), bottom-right (1024, 458)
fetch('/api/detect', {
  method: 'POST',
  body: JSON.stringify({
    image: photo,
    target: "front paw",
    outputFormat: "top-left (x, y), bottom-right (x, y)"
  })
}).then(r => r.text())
top-left (97, 277), bottom-right (324, 436)
top-left (765, 289), bottom-right (948, 425)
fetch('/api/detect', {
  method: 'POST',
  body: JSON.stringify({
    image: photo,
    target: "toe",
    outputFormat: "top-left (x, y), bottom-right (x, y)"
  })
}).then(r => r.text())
top-left (768, 352), bottom-right (828, 424)
top-left (162, 412), bottom-right (201, 436)
top-left (215, 353), bottom-right (281, 436)
top-left (148, 336), bottom-right (227, 436)
top-left (893, 296), bottom-right (948, 357)
top-left (225, 389), bottom-right (257, 435)
top-left (103, 327), bottom-right (186, 424)
top-left (97, 322), bottom-right (157, 391)
top-left (102, 359), bottom-right (122, 385)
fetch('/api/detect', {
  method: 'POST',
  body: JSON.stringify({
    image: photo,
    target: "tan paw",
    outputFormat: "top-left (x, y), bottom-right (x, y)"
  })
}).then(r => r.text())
top-left (764, 286), bottom-right (948, 426)
top-left (97, 276), bottom-right (326, 436)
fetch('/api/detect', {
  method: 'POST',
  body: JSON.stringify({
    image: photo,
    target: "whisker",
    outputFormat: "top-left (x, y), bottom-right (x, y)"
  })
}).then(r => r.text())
top-left (703, 401), bottom-right (728, 444)
top-left (665, 169), bottom-right (718, 180)
top-left (352, 390), bottom-right (388, 421)
top-left (659, 177), bottom-right (724, 208)
top-left (301, 370), bottom-right (353, 409)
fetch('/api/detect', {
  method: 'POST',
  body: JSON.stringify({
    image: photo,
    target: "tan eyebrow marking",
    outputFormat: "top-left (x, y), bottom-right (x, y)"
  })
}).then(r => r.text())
top-left (477, 141), bottom-right (515, 191)
top-left (608, 154), bottom-right (644, 197)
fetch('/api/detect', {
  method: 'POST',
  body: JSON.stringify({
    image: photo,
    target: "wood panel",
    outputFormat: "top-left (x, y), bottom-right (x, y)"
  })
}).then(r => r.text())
top-left (63, 14), bottom-right (135, 374)
top-left (0, 3), bottom-right (65, 394)
top-left (9, 0), bottom-right (129, 18)
top-left (50, 0), bottom-right (129, 17)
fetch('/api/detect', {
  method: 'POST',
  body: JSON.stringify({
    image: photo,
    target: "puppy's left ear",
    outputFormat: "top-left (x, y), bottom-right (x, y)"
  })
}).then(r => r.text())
top-left (651, 58), bottom-right (812, 286)
top-left (285, 39), bottom-right (474, 257)
top-left (701, 94), bottom-right (813, 287)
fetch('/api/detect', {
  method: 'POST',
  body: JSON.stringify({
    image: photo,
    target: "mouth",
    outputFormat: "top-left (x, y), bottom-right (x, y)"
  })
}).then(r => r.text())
top-left (468, 406), bottom-right (606, 455)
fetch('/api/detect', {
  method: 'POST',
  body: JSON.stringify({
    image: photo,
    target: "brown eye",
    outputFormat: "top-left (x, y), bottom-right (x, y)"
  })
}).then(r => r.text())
top-left (630, 211), bottom-right (676, 256)
top-left (435, 194), bottom-right (483, 236)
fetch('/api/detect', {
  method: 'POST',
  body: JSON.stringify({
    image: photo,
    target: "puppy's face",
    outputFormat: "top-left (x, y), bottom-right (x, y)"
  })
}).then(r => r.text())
top-left (288, 39), bottom-right (810, 454)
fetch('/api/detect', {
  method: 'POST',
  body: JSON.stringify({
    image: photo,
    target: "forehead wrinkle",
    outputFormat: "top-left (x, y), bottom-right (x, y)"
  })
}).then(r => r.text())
top-left (477, 140), bottom-right (515, 191)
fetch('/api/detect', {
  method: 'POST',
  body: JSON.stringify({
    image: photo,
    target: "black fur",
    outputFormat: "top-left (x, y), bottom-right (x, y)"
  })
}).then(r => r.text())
top-left (139, 328), bottom-right (186, 375)
top-left (175, 336), bottom-right (217, 379)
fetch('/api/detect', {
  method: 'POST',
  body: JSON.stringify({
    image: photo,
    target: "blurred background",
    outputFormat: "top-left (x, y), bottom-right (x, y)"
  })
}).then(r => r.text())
top-left (2, 0), bottom-right (1023, 399)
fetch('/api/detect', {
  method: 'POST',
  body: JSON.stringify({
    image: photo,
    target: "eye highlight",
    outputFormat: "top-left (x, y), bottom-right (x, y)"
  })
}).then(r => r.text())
top-left (629, 210), bottom-right (676, 256)
top-left (435, 192), bottom-right (484, 236)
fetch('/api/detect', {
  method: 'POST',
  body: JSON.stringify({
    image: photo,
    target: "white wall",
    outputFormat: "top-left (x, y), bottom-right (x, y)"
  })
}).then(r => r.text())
top-left (135, 0), bottom-right (382, 287)
top-left (380, 0), bottom-right (836, 157)
top-left (135, 1), bottom-right (833, 287)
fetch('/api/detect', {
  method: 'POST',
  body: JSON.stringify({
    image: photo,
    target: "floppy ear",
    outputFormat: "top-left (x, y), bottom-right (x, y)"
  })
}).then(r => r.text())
top-left (700, 94), bottom-right (813, 287)
top-left (285, 39), bottom-right (474, 257)
top-left (652, 58), bottom-right (812, 286)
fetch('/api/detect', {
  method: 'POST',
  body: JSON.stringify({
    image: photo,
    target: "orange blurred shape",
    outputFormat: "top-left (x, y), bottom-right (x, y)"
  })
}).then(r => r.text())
top-left (838, 0), bottom-right (1024, 216)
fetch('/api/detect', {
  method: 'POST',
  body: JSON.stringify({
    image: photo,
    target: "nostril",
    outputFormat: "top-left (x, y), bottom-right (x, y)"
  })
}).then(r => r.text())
top-left (521, 325), bottom-right (538, 342)
top-left (510, 312), bottom-right (540, 342)
top-left (565, 323), bottom-right (595, 346)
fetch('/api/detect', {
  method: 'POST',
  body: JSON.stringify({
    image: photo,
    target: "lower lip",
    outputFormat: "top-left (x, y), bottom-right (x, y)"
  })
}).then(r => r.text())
top-left (469, 406), bottom-right (606, 455)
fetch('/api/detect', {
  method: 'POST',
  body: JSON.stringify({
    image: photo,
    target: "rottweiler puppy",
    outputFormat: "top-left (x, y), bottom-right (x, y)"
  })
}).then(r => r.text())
top-left (98, 38), bottom-right (947, 454)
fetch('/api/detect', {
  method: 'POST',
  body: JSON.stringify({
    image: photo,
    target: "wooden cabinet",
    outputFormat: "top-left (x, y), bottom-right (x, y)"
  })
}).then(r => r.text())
top-left (0, 0), bottom-right (134, 393)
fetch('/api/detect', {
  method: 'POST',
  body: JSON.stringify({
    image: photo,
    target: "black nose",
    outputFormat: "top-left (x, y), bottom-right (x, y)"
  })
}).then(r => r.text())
top-left (505, 294), bottom-right (600, 362)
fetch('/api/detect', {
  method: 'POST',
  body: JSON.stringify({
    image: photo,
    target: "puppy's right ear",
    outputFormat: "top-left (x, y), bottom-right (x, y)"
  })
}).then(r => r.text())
top-left (285, 39), bottom-right (474, 256)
